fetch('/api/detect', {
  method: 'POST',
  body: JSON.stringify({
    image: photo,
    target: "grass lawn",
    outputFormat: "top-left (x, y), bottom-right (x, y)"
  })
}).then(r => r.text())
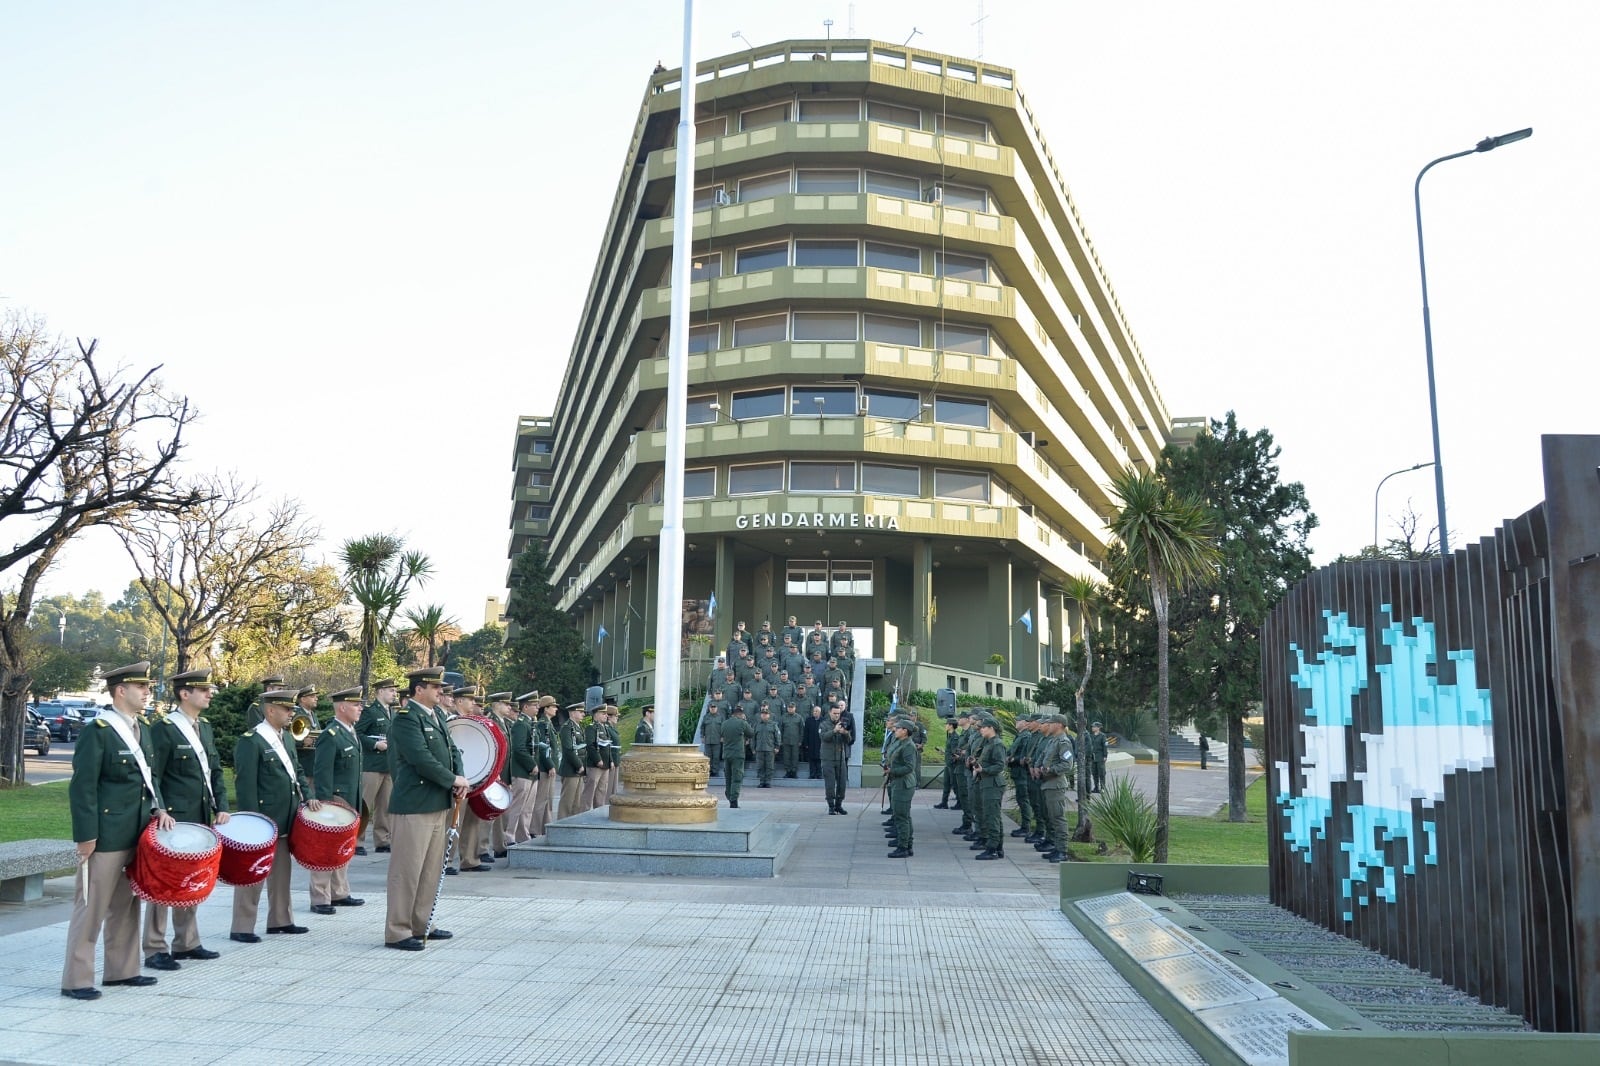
top-left (1059, 776), bottom-right (1269, 865)
top-left (1, 769), bottom-right (242, 844)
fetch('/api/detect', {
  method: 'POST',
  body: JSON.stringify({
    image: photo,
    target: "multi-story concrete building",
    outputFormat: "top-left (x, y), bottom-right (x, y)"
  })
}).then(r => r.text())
top-left (510, 39), bottom-right (1194, 703)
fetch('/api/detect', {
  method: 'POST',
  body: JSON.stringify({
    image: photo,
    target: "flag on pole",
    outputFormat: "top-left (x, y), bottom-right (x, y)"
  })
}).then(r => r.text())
top-left (597, 625), bottom-right (609, 644)
top-left (1018, 609), bottom-right (1033, 635)
top-left (707, 592), bottom-right (718, 620)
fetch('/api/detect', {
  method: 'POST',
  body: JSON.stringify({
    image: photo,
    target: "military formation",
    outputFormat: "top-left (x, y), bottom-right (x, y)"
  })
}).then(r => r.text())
top-left (933, 710), bottom-right (1086, 862)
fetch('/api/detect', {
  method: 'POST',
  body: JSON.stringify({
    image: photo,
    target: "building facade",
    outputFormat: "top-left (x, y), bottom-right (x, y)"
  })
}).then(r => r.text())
top-left (509, 39), bottom-right (1194, 700)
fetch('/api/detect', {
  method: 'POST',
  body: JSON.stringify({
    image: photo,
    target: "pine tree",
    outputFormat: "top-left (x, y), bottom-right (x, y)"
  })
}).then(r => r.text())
top-left (503, 545), bottom-right (595, 707)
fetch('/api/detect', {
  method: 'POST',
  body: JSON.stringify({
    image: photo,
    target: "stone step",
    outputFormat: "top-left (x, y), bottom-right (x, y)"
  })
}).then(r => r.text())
top-left (544, 807), bottom-right (769, 852)
top-left (508, 808), bottom-right (798, 879)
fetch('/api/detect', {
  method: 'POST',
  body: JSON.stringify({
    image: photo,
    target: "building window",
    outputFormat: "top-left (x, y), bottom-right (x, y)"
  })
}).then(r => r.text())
top-left (861, 462), bottom-right (920, 496)
top-left (935, 251), bottom-right (988, 282)
top-left (790, 461), bottom-right (856, 493)
top-left (637, 473), bottom-right (663, 506)
top-left (695, 116), bottom-right (728, 142)
top-left (794, 239), bottom-right (858, 267)
top-left (731, 387), bottom-right (786, 421)
top-left (740, 101), bottom-right (792, 131)
top-left (830, 560), bottom-right (873, 596)
top-left (526, 470), bottom-right (552, 487)
top-left (939, 182), bottom-right (988, 211)
top-left (525, 503), bottom-right (551, 521)
top-left (798, 99), bottom-right (860, 121)
top-left (862, 389), bottom-right (920, 421)
top-left (737, 171), bottom-right (791, 202)
top-left (866, 100), bottom-right (921, 129)
top-left (863, 170), bottom-right (921, 199)
top-left (684, 468), bottom-right (716, 499)
top-left (732, 313), bottom-right (787, 347)
top-left (935, 113), bottom-right (989, 141)
top-left (934, 396), bottom-right (989, 428)
top-left (786, 560), bottom-right (828, 596)
top-left (864, 241), bottom-right (920, 273)
top-left (791, 385), bottom-right (858, 417)
top-left (686, 395), bottom-right (718, 425)
top-left (692, 184), bottom-right (725, 210)
top-left (729, 461), bottom-right (784, 495)
top-left (864, 313), bottom-right (922, 346)
top-left (691, 254), bottom-right (722, 281)
top-left (528, 439), bottom-right (553, 455)
top-left (791, 312), bottom-right (858, 342)
top-left (935, 322), bottom-right (990, 355)
top-left (735, 241), bottom-right (788, 274)
top-left (669, 322), bottom-right (718, 355)
top-left (795, 169), bottom-right (859, 194)
top-left (934, 468), bottom-right (990, 502)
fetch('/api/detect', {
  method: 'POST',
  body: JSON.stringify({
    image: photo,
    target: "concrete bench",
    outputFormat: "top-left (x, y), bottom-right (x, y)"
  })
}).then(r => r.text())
top-left (0, 839), bottom-right (78, 902)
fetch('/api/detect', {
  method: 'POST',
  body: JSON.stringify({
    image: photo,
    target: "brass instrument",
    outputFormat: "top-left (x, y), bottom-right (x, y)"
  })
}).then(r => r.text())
top-left (289, 710), bottom-right (320, 746)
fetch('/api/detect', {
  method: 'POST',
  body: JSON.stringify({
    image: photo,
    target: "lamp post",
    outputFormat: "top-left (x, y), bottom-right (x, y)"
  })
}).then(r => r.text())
top-left (1373, 461), bottom-right (1435, 554)
top-left (1414, 127), bottom-right (1532, 557)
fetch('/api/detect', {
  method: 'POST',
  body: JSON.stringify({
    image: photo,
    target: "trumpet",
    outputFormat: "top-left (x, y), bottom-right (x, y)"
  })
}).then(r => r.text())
top-left (289, 710), bottom-right (320, 745)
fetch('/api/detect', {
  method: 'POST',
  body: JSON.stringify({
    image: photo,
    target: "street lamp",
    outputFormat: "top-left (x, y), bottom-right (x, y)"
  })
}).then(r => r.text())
top-left (1414, 127), bottom-right (1532, 557)
top-left (1373, 461), bottom-right (1435, 554)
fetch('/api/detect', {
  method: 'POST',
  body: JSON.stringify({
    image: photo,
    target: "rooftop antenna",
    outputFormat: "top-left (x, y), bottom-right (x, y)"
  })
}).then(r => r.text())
top-left (823, 18), bottom-right (833, 40)
top-left (733, 30), bottom-right (753, 50)
top-left (848, 3), bottom-right (855, 35)
top-left (972, 0), bottom-right (988, 59)
top-left (903, 26), bottom-right (921, 47)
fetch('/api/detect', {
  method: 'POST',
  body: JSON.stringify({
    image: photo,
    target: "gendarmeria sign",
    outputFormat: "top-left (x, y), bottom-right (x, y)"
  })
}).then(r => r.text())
top-left (734, 513), bottom-right (900, 531)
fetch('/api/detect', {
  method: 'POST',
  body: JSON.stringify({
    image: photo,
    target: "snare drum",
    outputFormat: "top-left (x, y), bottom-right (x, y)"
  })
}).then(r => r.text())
top-left (289, 801), bottom-right (359, 871)
top-left (468, 779), bottom-right (512, 821)
top-left (448, 714), bottom-right (507, 793)
top-left (214, 811), bottom-right (279, 886)
top-left (127, 820), bottom-right (221, 908)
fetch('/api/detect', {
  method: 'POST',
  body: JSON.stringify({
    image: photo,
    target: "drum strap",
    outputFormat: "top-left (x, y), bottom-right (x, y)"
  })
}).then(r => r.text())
top-left (104, 710), bottom-right (158, 810)
top-left (253, 721), bottom-right (302, 799)
top-left (167, 711), bottom-right (215, 810)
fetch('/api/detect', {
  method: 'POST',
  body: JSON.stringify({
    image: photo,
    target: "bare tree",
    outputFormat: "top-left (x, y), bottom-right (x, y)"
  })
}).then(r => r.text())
top-left (1, 314), bottom-right (201, 785)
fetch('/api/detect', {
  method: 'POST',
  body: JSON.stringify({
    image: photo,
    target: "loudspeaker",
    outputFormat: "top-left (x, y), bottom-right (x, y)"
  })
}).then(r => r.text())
top-left (935, 688), bottom-right (956, 717)
top-left (585, 686), bottom-right (605, 713)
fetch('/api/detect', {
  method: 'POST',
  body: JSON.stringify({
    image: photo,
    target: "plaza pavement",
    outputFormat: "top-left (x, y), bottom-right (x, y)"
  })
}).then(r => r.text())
top-left (0, 763), bottom-right (1253, 1065)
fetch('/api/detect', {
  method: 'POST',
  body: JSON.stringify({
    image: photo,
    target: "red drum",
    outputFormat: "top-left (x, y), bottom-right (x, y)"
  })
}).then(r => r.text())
top-left (127, 820), bottom-right (221, 908)
top-left (215, 811), bottom-right (279, 886)
top-left (468, 780), bottom-right (512, 821)
top-left (449, 714), bottom-right (507, 794)
top-left (289, 802), bottom-right (359, 871)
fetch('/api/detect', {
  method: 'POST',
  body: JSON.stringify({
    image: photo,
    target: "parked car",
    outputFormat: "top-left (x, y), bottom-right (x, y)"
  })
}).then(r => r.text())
top-left (24, 711), bottom-right (51, 756)
top-left (34, 702), bottom-right (84, 742)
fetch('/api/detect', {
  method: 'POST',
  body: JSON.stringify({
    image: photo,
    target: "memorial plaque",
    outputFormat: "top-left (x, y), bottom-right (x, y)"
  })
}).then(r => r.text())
top-left (1195, 999), bottom-right (1328, 1066)
top-left (1103, 919), bottom-right (1189, 962)
top-left (1157, 920), bottom-right (1273, 989)
top-left (1142, 952), bottom-right (1272, 1010)
top-left (1074, 892), bottom-right (1158, 927)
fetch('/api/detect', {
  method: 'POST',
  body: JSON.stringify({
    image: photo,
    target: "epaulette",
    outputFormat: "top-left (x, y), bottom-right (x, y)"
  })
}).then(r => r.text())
top-left (396, 706), bottom-right (409, 714)
top-left (96, 718), bottom-right (110, 728)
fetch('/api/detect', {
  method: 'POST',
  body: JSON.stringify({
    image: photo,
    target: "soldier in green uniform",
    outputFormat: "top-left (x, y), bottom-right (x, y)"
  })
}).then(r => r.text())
top-left (142, 668), bottom-right (229, 972)
top-left (1036, 715), bottom-right (1074, 862)
top-left (886, 720), bottom-right (916, 857)
top-left (232, 689), bottom-right (321, 941)
top-left (531, 696), bottom-right (559, 835)
top-left (507, 693), bottom-right (538, 843)
top-left (356, 677), bottom-right (398, 855)
top-left (1024, 718), bottom-right (1050, 850)
top-left (486, 693), bottom-right (517, 855)
top-left (556, 703), bottom-right (588, 819)
top-left (633, 703), bottom-right (656, 744)
top-left (720, 706), bottom-right (752, 807)
top-left (701, 700), bottom-right (724, 776)
top-left (290, 684), bottom-right (322, 775)
top-left (448, 687), bottom-right (491, 871)
top-left (604, 704), bottom-right (623, 804)
top-left (934, 715), bottom-right (959, 809)
top-left (819, 704), bottom-right (853, 814)
top-left (243, 672), bottom-right (286, 731)
top-left (384, 667), bottom-right (468, 951)
top-left (751, 707), bottom-right (779, 787)
top-left (1008, 716), bottom-right (1037, 843)
top-left (309, 688), bottom-right (366, 915)
top-left (580, 704), bottom-right (605, 811)
top-left (1087, 722), bottom-right (1108, 793)
top-left (954, 713), bottom-right (979, 838)
top-left (973, 715), bottom-right (1008, 859)
top-left (778, 704), bottom-right (803, 778)
top-left (62, 662), bottom-right (172, 1001)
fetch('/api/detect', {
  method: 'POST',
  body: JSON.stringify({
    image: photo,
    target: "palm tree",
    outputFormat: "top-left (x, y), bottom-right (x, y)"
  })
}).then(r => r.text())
top-left (339, 534), bottom-right (431, 693)
top-left (1063, 574), bottom-right (1102, 844)
top-left (1106, 466), bottom-right (1219, 863)
top-left (402, 604), bottom-right (460, 668)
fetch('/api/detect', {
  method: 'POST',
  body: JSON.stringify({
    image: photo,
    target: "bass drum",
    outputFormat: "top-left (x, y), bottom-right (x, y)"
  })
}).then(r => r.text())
top-left (289, 801), bottom-right (359, 871)
top-left (468, 779), bottom-right (512, 821)
top-left (127, 820), bottom-right (221, 908)
top-left (448, 714), bottom-right (507, 794)
top-left (214, 811), bottom-right (279, 886)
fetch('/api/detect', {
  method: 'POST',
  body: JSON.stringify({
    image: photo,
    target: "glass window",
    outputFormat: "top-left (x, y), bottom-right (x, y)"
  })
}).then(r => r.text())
top-left (692, 184), bottom-right (724, 210)
top-left (525, 503), bottom-right (551, 521)
top-left (935, 396), bottom-right (988, 428)
top-left (695, 116), bottom-right (727, 142)
top-left (798, 99), bottom-right (860, 121)
top-left (684, 468), bottom-right (715, 499)
top-left (791, 312), bottom-right (858, 341)
top-left (740, 102), bottom-right (792, 130)
top-left (729, 462), bottom-right (784, 495)
top-left (935, 114), bottom-right (989, 141)
top-left (794, 240), bottom-right (858, 267)
top-left (940, 183), bottom-right (988, 211)
top-left (637, 473), bottom-right (663, 506)
top-left (529, 439), bottom-right (553, 455)
top-left (830, 560), bottom-right (873, 596)
top-left (862, 389), bottom-right (920, 420)
top-left (737, 171), bottom-right (792, 202)
top-left (786, 560), bottom-right (829, 596)
top-left (864, 241), bottom-right (920, 272)
top-left (863, 170), bottom-right (921, 199)
top-left (731, 387), bottom-right (786, 421)
top-left (688, 323), bottom-right (719, 354)
top-left (867, 100), bottom-right (920, 128)
top-left (935, 469), bottom-right (990, 502)
top-left (789, 461), bottom-right (856, 493)
top-left (861, 463), bottom-right (920, 496)
top-left (732, 313), bottom-right (787, 346)
top-left (795, 169), bottom-right (859, 194)
top-left (791, 386), bottom-right (858, 417)
top-left (735, 242), bottom-right (789, 274)
top-left (691, 254), bottom-right (722, 281)
top-left (864, 314), bottom-right (921, 345)
top-left (935, 251), bottom-right (988, 281)
top-left (526, 470), bottom-right (552, 488)
top-left (935, 322), bottom-right (990, 355)
top-left (686, 395), bottom-right (718, 425)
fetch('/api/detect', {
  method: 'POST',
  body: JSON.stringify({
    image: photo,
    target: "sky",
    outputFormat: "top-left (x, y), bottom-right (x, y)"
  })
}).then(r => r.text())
top-left (3, 1), bottom-right (1595, 631)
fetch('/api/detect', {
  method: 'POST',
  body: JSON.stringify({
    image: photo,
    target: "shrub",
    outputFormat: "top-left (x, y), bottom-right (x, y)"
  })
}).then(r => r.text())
top-left (1244, 719), bottom-right (1267, 754)
top-left (1088, 776), bottom-right (1159, 862)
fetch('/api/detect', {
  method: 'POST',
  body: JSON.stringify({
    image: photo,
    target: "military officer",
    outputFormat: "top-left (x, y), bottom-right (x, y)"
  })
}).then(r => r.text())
top-left (719, 706), bottom-right (752, 808)
top-left (142, 668), bottom-right (229, 972)
top-left (781, 615), bottom-right (805, 654)
top-left (934, 716), bottom-right (960, 809)
top-left (384, 667), bottom-right (468, 950)
top-left (449, 687), bottom-right (491, 871)
top-left (777, 703), bottom-right (803, 778)
top-left (531, 696), bottom-right (559, 835)
top-left (1008, 716), bottom-right (1037, 844)
top-left (356, 677), bottom-right (398, 854)
top-left (486, 692), bottom-right (516, 857)
top-left (580, 704), bottom-right (604, 811)
top-left (307, 688), bottom-right (365, 916)
top-left (1087, 721), bottom-right (1108, 793)
top-left (290, 685), bottom-right (321, 774)
top-left (973, 715), bottom-right (1007, 859)
top-left (507, 693), bottom-right (538, 843)
top-left (633, 703), bottom-right (656, 744)
top-left (232, 689), bottom-right (321, 941)
top-left (603, 704), bottom-right (623, 804)
top-left (700, 701), bottom-right (723, 776)
top-left (243, 672), bottom-right (287, 730)
top-left (886, 720), bottom-right (916, 857)
top-left (556, 703), bottom-right (588, 819)
top-left (751, 707), bottom-right (779, 787)
top-left (1037, 715), bottom-right (1074, 862)
top-left (62, 661), bottom-right (172, 1000)
top-left (819, 704), bottom-right (853, 814)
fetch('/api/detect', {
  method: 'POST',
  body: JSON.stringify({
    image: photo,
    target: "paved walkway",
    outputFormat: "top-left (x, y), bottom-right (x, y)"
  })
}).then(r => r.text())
top-left (0, 766), bottom-right (1243, 1065)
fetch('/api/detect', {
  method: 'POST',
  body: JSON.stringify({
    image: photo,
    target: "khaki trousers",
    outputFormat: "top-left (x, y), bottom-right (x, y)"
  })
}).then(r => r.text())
top-left (142, 900), bottom-right (202, 956)
top-left (309, 863), bottom-right (351, 906)
top-left (579, 768), bottom-right (603, 811)
top-left (61, 848), bottom-right (139, 989)
top-left (557, 774), bottom-right (584, 819)
top-left (489, 810), bottom-right (506, 854)
top-left (531, 772), bottom-right (555, 836)
top-left (360, 772), bottom-right (393, 847)
top-left (455, 810), bottom-right (484, 866)
top-left (603, 763), bottom-right (619, 804)
top-left (506, 777), bottom-right (535, 842)
top-left (231, 840), bottom-right (292, 933)
top-left (385, 809), bottom-right (448, 943)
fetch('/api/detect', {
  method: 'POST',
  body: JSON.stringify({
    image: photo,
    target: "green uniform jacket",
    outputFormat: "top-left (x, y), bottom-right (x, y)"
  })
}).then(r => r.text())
top-left (634, 718), bottom-right (655, 744)
top-left (387, 700), bottom-right (463, 815)
top-left (751, 719), bottom-right (780, 752)
top-left (1039, 734), bottom-right (1074, 790)
top-left (70, 715), bottom-right (164, 850)
top-left (700, 709), bottom-right (724, 743)
top-left (509, 716), bottom-right (536, 779)
top-left (1087, 732), bottom-right (1108, 760)
top-left (535, 718), bottom-right (557, 772)
top-left (819, 718), bottom-right (853, 764)
top-left (977, 735), bottom-right (1008, 782)
top-left (234, 729), bottom-right (310, 834)
top-left (149, 714), bottom-right (226, 825)
top-left (355, 699), bottom-right (393, 774)
top-left (582, 721), bottom-right (603, 769)
top-left (778, 711), bottom-right (804, 746)
top-left (887, 737), bottom-right (916, 790)
top-left (313, 721), bottom-right (363, 807)
top-left (720, 716), bottom-right (752, 752)
top-left (557, 719), bottom-right (586, 777)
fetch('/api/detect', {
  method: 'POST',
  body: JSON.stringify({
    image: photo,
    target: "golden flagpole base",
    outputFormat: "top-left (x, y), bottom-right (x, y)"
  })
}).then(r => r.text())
top-left (608, 744), bottom-right (718, 824)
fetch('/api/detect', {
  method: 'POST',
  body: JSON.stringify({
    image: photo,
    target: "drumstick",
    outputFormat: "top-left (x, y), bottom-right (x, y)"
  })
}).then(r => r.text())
top-left (424, 791), bottom-right (468, 941)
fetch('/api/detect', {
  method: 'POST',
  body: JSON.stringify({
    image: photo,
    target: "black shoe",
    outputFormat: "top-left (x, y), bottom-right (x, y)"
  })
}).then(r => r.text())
top-left (310, 904), bottom-right (337, 916)
top-left (932, 802), bottom-right (949, 810)
top-left (1035, 841), bottom-right (1053, 851)
top-left (386, 937), bottom-right (425, 951)
top-left (479, 852), bottom-right (495, 863)
top-left (969, 841), bottom-right (987, 850)
top-left (880, 808), bottom-right (890, 815)
top-left (354, 846), bottom-right (367, 856)
top-left (61, 987), bottom-right (101, 1000)
top-left (952, 803), bottom-right (963, 811)
top-left (445, 867), bottom-right (458, 875)
top-left (459, 864), bottom-right (489, 873)
top-left (1010, 828), bottom-right (1027, 838)
top-left (976, 850), bottom-right (1001, 860)
top-left (103, 975), bottom-right (158, 987)
top-left (171, 946), bottom-right (219, 961)
top-left (229, 932), bottom-right (260, 944)
top-left (494, 850), bottom-right (507, 858)
top-left (836, 806), bottom-right (846, 814)
top-left (729, 800), bottom-right (739, 809)
top-left (1045, 851), bottom-right (1064, 863)
top-left (144, 952), bottom-right (180, 971)
top-left (951, 826), bottom-right (968, 835)
top-left (331, 896), bottom-right (364, 907)
top-left (426, 928), bottom-right (453, 940)
top-left (887, 848), bottom-right (911, 858)
top-left (266, 925), bottom-right (309, 935)
top-left (375, 845), bottom-right (391, 853)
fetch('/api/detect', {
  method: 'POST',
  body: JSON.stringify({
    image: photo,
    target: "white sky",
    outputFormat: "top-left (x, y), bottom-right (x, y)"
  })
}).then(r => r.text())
top-left (4, 1), bottom-right (1594, 631)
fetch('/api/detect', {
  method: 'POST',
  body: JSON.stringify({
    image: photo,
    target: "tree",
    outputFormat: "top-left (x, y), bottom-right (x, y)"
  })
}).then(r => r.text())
top-left (339, 534), bottom-right (430, 695)
top-left (1107, 465), bottom-right (1220, 862)
top-left (214, 561), bottom-right (348, 682)
top-left (400, 604), bottom-right (460, 668)
top-left (1063, 575), bottom-right (1103, 844)
top-left (446, 624), bottom-right (511, 692)
top-left (1, 314), bottom-right (201, 784)
top-left (502, 544), bottom-right (594, 707)
top-left (116, 472), bottom-right (321, 675)
top-left (1162, 413), bottom-right (1315, 821)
